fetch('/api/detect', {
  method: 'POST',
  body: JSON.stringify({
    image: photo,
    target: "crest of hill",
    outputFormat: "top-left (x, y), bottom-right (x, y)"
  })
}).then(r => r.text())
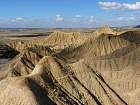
top-left (2, 46), bottom-right (54, 77)
top-left (1, 31), bottom-right (88, 52)
top-left (35, 31), bottom-right (90, 51)
top-left (94, 26), bottom-right (117, 37)
top-left (57, 34), bottom-right (132, 63)
top-left (42, 31), bottom-right (88, 44)
top-left (56, 33), bottom-right (140, 78)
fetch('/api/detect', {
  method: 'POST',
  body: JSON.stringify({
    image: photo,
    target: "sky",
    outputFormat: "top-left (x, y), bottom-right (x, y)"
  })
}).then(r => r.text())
top-left (0, 0), bottom-right (140, 28)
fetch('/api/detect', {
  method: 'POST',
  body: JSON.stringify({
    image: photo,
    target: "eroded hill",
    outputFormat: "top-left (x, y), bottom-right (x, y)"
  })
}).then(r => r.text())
top-left (0, 27), bottom-right (139, 105)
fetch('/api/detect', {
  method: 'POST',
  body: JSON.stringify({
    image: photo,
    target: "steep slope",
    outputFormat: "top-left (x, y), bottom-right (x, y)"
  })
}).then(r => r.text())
top-left (38, 31), bottom-right (90, 51)
top-left (119, 30), bottom-right (140, 44)
top-left (2, 46), bottom-right (54, 78)
top-left (0, 28), bottom-right (140, 105)
top-left (54, 29), bottom-right (140, 105)
top-left (0, 44), bottom-right (19, 58)
top-left (57, 34), bottom-right (132, 62)
top-left (0, 56), bottom-right (127, 105)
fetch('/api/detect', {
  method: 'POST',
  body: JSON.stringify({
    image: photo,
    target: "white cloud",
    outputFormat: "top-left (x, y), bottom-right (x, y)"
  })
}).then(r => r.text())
top-left (89, 16), bottom-right (94, 22)
top-left (11, 17), bottom-right (25, 23)
top-left (99, 1), bottom-right (140, 10)
top-left (116, 16), bottom-right (135, 21)
top-left (71, 15), bottom-right (81, 23)
top-left (99, 2), bottom-right (121, 10)
top-left (10, 17), bottom-right (26, 25)
top-left (75, 14), bottom-right (81, 18)
top-left (123, 2), bottom-right (140, 10)
top-left (116, 17), bottom-right (124, 21)
top-left (55, 14), bottom-right (64, 21)
top-left (15, 17), bottom-right (24, 21)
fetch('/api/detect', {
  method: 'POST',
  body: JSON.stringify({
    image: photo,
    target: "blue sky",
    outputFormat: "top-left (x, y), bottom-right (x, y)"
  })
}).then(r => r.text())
top-left (0, 0), bottom-right (140, 28)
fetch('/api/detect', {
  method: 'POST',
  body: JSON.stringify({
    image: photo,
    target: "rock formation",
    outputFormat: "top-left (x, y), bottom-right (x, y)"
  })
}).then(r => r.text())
top-left (0, 27), bottom-right (139, 105)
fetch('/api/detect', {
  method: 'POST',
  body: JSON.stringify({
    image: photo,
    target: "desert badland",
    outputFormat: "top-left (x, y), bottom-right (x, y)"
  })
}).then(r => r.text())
top-left (0, 27), bottom-right (139, 105)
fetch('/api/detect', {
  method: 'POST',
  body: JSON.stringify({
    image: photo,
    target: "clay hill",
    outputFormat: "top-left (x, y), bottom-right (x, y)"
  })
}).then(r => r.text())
top-left (0, 27), bottom-right (139, 105)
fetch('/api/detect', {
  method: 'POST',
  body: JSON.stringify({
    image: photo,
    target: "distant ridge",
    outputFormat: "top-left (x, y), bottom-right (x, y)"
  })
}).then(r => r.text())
top-left (134, 25), bottom-right (140, 28)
